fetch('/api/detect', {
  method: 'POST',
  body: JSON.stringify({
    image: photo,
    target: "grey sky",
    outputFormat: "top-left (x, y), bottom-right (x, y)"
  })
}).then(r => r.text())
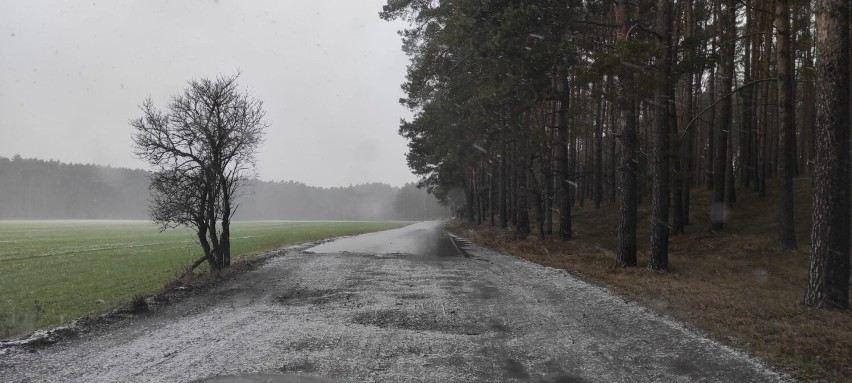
top-left (0, 0), bottom-right (416, 188)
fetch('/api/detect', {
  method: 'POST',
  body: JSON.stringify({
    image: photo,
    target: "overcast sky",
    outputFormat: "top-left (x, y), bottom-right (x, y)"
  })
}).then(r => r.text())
top-left (0, 0), bottom-right (417, 187)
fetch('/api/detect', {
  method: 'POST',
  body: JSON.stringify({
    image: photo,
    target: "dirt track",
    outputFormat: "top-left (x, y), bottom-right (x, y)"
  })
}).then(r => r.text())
top-left (0, 222), bottom-right (790, 382)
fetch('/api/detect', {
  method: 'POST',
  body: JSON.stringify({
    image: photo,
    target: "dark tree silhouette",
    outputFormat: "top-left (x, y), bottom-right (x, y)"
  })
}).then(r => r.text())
top-left (649, 0), bottom-right (674, 272)
top-left (776, 0), bottom-right (797, 249)
top-left (615, 0), bottom-right (637, 267)
top-left (132, 74), bottom-right (267, 270)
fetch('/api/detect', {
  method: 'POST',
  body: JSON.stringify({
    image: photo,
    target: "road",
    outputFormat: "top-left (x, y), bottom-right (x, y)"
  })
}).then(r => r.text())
top-left (0, 221), bottom-right (788, 382)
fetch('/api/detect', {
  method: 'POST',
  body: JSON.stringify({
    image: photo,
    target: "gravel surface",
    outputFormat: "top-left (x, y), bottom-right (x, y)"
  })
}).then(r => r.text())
top-left (0, 221), bottom-right (790, 382)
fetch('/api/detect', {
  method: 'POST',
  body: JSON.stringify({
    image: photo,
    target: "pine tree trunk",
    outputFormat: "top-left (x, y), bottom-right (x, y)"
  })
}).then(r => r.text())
top-left (725, 136), bottom-right (736, 206)
top-left (595, 90), bottom-right (604, 209)
top-left (500, 142), bottom-right (508, 228)
top-left (569, 135), bottom-right (577, 207)
top-left (776, 0), bottom-right (797, 248)
top-left (615, 0), bottom-right (637, 267)
top-left (510, 147), bottom-right (518, 227)
top-left (758, 1), bottom-right (773, 198)
top-left (712, 0), bottom-right (735, 231)
top-left (742, 3), bottom-right (756, 189)
top-left (557, 76), bottom-right (572, 240)
top-left (608, 89), bottom-right (618, 204)
top-left (750, 8), bottom-right (762, 192)
top-left (650, 0), bottom-right (673, 270)
top-left (466, 177), bottom-right (476, 222)
top-left (489, 159), bottom-right (496, 226)
top-left (517, 159), bottom-right (530, 239)
top-left (543, 145), bottom-right (553, 235)
top-left (706, 56), bottom-right (717, 190)
top-left (805, 0), bottom-right (850, 309)
top-left (531, 155), bottom-right (544, 240)
top-left (680, 0), bottom-right (697, 229)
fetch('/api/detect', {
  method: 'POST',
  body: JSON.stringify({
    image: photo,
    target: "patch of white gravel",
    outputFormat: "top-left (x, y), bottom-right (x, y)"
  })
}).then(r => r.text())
top-left (0, 222), bottom-right (793, 382)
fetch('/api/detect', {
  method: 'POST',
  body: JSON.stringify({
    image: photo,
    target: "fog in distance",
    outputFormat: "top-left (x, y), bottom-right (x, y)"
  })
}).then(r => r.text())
top-left (0, 0), bottom-right (417, 188)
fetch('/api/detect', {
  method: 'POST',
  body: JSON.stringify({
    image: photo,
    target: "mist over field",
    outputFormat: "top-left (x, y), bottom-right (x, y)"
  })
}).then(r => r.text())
top-left (0, 155), bottom-right (446, 221)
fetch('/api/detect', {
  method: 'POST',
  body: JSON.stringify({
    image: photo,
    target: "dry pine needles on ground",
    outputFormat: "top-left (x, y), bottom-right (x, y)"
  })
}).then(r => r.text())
top-left (448, 183), bottom-right (851, 381)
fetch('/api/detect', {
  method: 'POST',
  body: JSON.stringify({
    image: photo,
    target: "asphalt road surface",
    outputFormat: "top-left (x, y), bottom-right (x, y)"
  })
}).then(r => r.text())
top-left (0, 221), bottom-right (789, 382)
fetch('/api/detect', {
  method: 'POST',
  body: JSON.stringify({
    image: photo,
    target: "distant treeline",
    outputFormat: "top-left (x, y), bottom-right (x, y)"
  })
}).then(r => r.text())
top-left (0, 155), bottom-right (447, 221)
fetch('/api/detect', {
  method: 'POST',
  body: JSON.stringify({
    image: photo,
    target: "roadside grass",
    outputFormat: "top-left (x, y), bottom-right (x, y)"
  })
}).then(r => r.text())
top-left (0, 220), bottom-right (407, 339)
top-left (448, 181), bottom-right (851, 381)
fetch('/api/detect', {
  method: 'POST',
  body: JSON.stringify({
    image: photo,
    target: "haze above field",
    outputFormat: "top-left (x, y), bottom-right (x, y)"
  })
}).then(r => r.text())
top-left (0, 156), bottom-right (447, 220)
top-left (0, 0), bottom-right (416, 188)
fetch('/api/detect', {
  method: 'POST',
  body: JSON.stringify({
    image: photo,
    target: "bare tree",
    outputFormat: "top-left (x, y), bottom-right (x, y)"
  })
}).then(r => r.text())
top-left (132, 74), bottom-right (266, 271)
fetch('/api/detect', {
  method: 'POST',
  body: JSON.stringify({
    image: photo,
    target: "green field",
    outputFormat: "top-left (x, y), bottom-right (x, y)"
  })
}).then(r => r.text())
top-left (0, 220), bottom-right (407, 339)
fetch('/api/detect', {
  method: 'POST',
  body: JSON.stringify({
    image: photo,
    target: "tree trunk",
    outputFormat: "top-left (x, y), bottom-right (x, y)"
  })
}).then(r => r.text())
top-left (516, 128), bottom-right (531, 238)
top-left (220, 180), bottom-right (232, 267)
top-left (569, 135), bottom-right (577, 207)
top-left (711, 0), bottom-right (735, 231)
top-left (615, 0), bottom-right (637, 267)
top-left (683, 69), bottom-right (699, 226)
top-left (650, 0), bottom-right (673, 271)
top-left (742, 2), bottom-right (756, 189)
top-left (196, 222), bottom-right (216, 270)
top-left (543, 154), bottom-right (553, 234)
top-left (609, 99), bottom-right (617, 204)
top-left (489, 159), bottom-right (496, 226)
top-left (776, 0), bottom-right (797, 248)
top-left (557, 76), bottom-right (572, 240)
top-left (531, 155), bottom-right (544, 240)
top-left (758, 1), bottom-right (773, 198)
top-left (799, 2), bottom-right (816, 175)
top-left (468, 171), bottom-right (476, 223)
top-left (805, 0), bottom-right (850, 309)
top-left (594, 88), bottom-right (604, 209)
top-left (206, 178), bottom-right (222, 269)
top-left (725, 135), bottom-right (736, 206)
top-left (706, 55), bottom-right (717, 190)
top-left (500, 142), bottom-right (508, 228)
top-left (509, 143), bottom-right (517, 226)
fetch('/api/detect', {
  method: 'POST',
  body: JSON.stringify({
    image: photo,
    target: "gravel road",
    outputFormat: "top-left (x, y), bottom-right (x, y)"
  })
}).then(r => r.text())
top-left (0, 221), bottom-right (789, 382)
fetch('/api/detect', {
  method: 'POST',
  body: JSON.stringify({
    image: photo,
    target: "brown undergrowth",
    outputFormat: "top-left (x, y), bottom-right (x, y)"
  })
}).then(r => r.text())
top-left (448, 181), bottom-right (851, 381)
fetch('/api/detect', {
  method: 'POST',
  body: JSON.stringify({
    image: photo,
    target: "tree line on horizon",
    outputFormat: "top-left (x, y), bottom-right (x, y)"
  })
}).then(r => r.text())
top-left (382, 0), bottom-right (849, 309)
top-left (0, 155), bottom-right (447, 222)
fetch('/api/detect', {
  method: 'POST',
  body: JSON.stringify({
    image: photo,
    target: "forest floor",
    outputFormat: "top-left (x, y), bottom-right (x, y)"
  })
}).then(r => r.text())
top-left (447, 181), bottom-right (852, 382)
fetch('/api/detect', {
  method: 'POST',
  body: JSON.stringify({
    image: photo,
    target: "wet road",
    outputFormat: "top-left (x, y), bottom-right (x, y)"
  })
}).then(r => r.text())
top-left (0, 221), bottom-right (788, 382)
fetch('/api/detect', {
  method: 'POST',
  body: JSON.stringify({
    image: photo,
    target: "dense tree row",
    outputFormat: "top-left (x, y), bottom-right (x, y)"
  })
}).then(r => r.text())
top-left (0, 156), bottom-right (446, 221)
top-left (383, 0), bottom-right (848, 308)
top-left (0, 155), bottom-right (150, 219)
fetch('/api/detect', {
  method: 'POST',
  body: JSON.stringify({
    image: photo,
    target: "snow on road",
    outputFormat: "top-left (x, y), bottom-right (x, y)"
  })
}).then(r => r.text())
top-left (0, 222), bottom-right (789, 382)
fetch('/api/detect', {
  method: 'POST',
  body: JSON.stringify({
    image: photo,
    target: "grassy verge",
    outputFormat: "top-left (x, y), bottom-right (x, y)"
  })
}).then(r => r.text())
top-left (0, 220), bottom-right (407, 339)
top-left (448, 182), bottom-right (851, 381)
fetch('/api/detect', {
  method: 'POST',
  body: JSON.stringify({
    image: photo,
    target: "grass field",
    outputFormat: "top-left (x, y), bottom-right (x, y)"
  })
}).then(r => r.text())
top-left (0, 220), bottom-right (407, 339)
